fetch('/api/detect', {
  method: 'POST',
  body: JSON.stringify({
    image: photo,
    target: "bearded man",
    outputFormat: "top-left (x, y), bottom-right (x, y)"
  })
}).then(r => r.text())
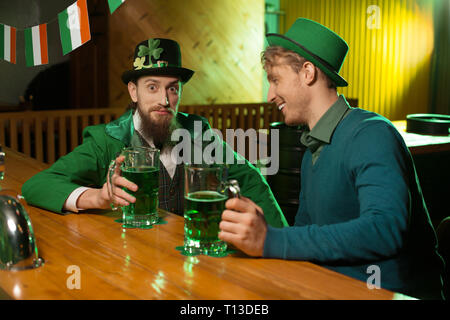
top-left (22, 38), bottom-right (287, 229)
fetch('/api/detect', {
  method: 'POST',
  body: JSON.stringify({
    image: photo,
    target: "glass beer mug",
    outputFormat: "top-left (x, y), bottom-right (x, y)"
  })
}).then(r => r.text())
top-left (183, 164), bottom-right (240, 255)
top-left (108, 146), bottom-right (160, 228)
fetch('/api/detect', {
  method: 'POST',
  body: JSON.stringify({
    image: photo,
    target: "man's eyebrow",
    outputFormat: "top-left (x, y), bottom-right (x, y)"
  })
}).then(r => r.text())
top-left (143, 78), bottom-right (160, 84)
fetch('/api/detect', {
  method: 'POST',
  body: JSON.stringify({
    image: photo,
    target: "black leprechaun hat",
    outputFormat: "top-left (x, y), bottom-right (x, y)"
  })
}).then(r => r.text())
top-left (121, 38), bottom-right (194, 84)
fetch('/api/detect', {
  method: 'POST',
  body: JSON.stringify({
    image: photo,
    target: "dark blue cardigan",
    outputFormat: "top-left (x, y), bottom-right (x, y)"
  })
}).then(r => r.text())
top-left (264, 108), bottom-right (444, 299)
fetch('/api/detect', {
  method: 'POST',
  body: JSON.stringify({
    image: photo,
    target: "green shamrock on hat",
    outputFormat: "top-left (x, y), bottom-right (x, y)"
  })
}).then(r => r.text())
top-left (133, 39), bottom-right (165, 70)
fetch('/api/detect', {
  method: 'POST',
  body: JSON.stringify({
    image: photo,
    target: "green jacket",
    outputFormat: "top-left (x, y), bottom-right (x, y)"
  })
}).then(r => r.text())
top-left (22, 110), bottom-right (288, 228)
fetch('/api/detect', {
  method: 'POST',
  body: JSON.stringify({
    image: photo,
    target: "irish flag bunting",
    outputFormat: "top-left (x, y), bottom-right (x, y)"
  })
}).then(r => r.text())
top-left (1, 0), bottom-right (127, 67)
top-left (0, 24), bottom-right (17, 64)
top-left (58, 0), bottom-right (91, 56)
top-left (25, 24), bottom-right (49, 67)
top-left (108, 0), bottom-right (126, 14)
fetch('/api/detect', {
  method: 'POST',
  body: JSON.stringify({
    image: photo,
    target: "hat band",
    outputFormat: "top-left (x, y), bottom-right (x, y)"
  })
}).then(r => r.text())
top-left (271, 34), bottom-right (340, 75)
top-left (133, 57), bottom-right (179, 71)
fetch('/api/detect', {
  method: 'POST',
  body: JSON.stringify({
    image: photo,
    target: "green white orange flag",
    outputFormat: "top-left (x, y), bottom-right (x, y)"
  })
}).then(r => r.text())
top-left (58, 0), bottom-right (91, 56)
top-left (108, 0), bottom-right (126, 14)
top-left (25, 24), bottom-right (49, 67)
top-left (0, 23), bottom-right (17, 64)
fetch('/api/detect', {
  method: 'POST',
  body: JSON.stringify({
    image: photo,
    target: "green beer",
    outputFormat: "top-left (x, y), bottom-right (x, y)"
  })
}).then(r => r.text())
top-left (184, 190), bottom-right (228, 254)
top-left (121, 166), bottom-right (159, 227)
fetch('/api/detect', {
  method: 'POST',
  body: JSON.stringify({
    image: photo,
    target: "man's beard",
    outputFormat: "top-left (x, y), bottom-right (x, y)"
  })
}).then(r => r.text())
top-left (137, 106), bottom-right (181, 150)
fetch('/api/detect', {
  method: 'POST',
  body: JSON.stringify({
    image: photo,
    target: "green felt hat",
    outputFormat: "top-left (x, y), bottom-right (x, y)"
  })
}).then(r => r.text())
top-left (122, 38), bottom-right (194, 84)
top-left (266, 18), bottom-right (349, 87)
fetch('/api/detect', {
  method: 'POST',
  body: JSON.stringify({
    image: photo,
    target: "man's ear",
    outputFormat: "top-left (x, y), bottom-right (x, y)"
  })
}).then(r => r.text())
top-left (128, 81), bottom-right (138, 103)
top-left (302, 61), bottom-right (318, 86)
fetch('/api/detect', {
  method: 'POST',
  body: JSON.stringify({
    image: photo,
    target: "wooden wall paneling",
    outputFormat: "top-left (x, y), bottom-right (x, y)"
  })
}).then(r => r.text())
top-left (213, 107), bottom-right (219, 131)
top-left (70, 115), bottom-right (78, 151)
top-left (109, 0), bottom-right (264, 109)
top-left (219, 107), bottom-right (226, 137)
top-left (58, 116), bottom-right (67, 158)
top-left (208, 108), bottom-right (215, 129)
top-left (0, 108), bottom-right (125, 164)
top-left (231, 107), bottom-right (237, 130)
top-left (204, 106), bottom-right (212, 126)
top-left (256, 106), bottom-right (262, 130)
top-left (47, 116), bottom-right (55, 164)
top-left (0, 105), bottom-right (281, 164)
top-left (93, 114), bottom-right (101, 125)
top-left (271, 104), bottom-right (279, 123)
top-left (225, 107), bottom-right (231, 136)
top-left (9, 119), bottom-right (18, 151)
top-left (248, 106), bottom-right (256, 130)
top-left (22, 117), bottom-right (31, 157)
top-left (70, 0), bottom-right (109, 109)
top-left (82, 115), bottom-right (89, 131)
top-left (430, 0), bottom-right (450, 114)
top-left (263, 104), bottom-right (270, 129)
top-left (35, 116), bottom-right (43, 162)
top-left (280, 0), bottom-right (435, 120)
top-left (218, 107), bottom-right (224, 136)
top-left (0, 120), bottom-right (5, 146)
top-left (239, 106), bottom-right (245, 130)
top-left (225, 108), bottom-right (231, 132)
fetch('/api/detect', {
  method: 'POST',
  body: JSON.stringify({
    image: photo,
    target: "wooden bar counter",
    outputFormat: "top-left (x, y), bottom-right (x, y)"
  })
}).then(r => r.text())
top-left (0, 148), bottom-right (396, 300)
top-left (392, 120), bottom-right (450, 155)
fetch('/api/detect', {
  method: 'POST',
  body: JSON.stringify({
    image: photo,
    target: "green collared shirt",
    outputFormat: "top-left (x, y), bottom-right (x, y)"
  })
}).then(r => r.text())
top-left (300, 95), bottom-right (353, 164)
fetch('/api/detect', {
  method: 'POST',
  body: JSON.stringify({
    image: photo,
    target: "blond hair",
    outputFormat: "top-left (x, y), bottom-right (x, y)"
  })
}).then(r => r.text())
top-left (262, 46), bottom-right (336, 89)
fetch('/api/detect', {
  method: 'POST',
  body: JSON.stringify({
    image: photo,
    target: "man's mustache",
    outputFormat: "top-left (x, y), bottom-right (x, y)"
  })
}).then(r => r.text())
top-left (149, 106), bottom-right (176, 115)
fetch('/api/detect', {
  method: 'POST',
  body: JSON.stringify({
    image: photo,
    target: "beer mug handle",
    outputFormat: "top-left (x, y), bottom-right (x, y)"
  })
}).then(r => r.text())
top-left (107, 159), bottom-right (119, 211)
top-left (225, 179), bottom-right (241, 198)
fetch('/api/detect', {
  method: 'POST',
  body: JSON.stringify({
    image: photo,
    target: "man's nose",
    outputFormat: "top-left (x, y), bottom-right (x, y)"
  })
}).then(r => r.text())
top-left (158, 90), bottom-right (169, 106)
top-left (267, 84), bottom-right (276, 103)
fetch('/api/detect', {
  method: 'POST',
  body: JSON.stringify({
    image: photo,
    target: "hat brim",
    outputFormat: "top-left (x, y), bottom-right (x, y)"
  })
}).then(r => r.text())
top-left (121, 67), bottom-right (194, 85)
top-left (266, 33), bottom-right (348, 87)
